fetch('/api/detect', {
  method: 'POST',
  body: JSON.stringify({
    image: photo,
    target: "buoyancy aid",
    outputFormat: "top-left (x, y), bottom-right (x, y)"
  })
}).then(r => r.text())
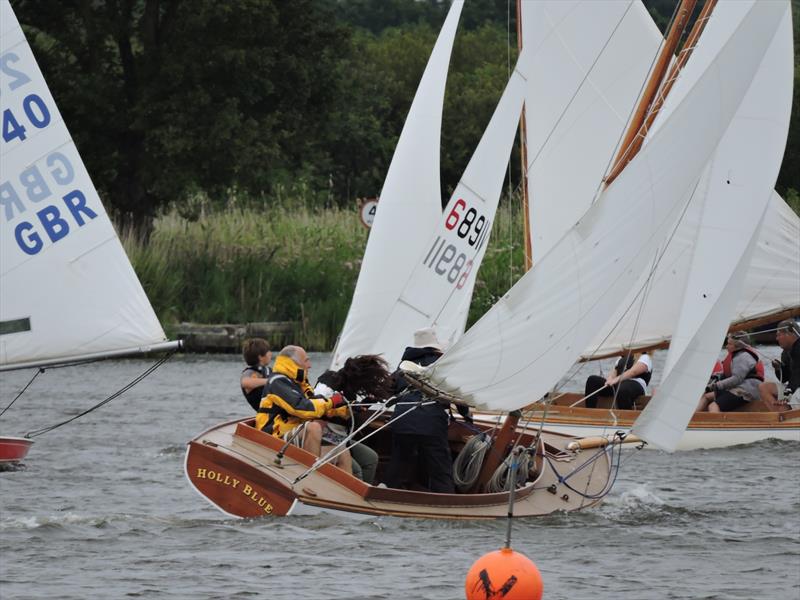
top-left (255, 355), bottom-right (343, 437)
top-left (721, 346), bottom-right (764, 381)
top-left (241, 364), bottom-right (270, 412)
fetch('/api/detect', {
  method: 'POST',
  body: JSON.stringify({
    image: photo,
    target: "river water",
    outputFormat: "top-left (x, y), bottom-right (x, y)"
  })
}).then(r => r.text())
top-left (1, 351), bottom-right (798, 600)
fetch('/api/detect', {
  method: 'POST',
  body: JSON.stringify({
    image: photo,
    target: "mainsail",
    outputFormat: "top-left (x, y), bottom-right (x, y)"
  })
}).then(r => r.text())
top-left (417, 1), bottom-right (787, 412)
top-left (632, 2), bottom-right (793, 450)
top-left (523, 0), bottom-right (662, 262)
top-left (0, 0), bottom-right (178, 370)
top-left (331, 1), bottom-right (464, 370)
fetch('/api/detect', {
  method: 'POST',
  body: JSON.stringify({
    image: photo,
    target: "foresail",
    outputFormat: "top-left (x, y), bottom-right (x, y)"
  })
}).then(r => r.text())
top-left (632, 2), bottom-right (793, 451)
top-left (0, 0), bottom-right (172, 369)
top-left (522, 0), bottom-right (661, 262)
top-left (417, 1), bottom-right (786, 412)
top-left (368, 47), bottom-right (531, 365)
top-left (331, 1), bottom-right (463, 369)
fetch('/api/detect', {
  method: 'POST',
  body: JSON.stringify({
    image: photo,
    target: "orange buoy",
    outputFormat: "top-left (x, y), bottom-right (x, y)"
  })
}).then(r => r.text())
top-left (465, 547), bottom-right (543, 600)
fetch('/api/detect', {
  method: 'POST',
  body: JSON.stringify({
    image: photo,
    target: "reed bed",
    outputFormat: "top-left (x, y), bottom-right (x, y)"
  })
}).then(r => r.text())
top-left (122, 197), bottom-right (526, 351)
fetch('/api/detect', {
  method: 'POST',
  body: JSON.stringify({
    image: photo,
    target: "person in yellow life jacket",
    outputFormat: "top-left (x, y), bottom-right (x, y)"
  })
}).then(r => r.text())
top-left (255, 345), bottom-right (352, 472)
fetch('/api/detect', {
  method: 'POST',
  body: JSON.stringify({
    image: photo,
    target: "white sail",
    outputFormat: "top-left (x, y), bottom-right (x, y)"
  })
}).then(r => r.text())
top-left (330, 2), bottom-right (463, 369)
top-left (632, 2), bottom-right (793, 450)
top-left (0, 0), bottom-right (174, 370)
top-left (585, 2), bottom-right (799, 359)
top-left (416, 1), bottom-right (786, 412)
top-left (367, 47), bottom-right (532, 365)
top-left (522, 0), bottom-right (662, 262)
top-left (585, 189), bottom-right (799, 358)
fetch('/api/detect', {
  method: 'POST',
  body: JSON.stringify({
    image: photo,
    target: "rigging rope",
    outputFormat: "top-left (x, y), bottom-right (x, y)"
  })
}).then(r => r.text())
top-left (24, 351), bottom-right (178, 439)
top-left (0, 367), bottom-right (44, 419)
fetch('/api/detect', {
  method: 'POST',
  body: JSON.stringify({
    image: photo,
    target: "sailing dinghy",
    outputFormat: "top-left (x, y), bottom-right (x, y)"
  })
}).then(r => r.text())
top-left (0, 0), bottom-right (179, 463)
top-left (186, 0), bottom-right (788, 518)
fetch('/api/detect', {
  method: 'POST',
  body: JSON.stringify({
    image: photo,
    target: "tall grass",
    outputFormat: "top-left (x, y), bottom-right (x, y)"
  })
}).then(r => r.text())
top-left (122, 196), bottom-right (526, 351)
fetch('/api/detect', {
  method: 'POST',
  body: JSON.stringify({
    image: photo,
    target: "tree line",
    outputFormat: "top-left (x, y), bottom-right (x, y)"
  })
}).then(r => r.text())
top-left (12, 0), bottom-right (800, 235)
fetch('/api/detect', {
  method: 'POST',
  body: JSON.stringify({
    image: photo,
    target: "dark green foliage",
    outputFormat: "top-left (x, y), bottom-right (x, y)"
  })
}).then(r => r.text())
top-left (13, 0), bottom-right (350, 232)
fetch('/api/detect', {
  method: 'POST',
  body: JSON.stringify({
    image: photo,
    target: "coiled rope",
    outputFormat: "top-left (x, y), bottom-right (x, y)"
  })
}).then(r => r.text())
top-left (453, 432), bottom-right (491, 491)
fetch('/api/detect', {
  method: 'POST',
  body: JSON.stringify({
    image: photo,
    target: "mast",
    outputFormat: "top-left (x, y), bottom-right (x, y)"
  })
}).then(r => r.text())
top-left (604, 0), bottom-right (698, 185)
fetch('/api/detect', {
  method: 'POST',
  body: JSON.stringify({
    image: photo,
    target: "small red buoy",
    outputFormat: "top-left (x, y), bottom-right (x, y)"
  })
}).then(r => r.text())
top-left (465, 547), bottom-right (543, 600)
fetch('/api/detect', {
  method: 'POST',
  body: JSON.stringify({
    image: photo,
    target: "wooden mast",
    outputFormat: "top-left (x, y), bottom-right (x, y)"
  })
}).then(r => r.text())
top-left (604, 0), bottom-right (698, 185)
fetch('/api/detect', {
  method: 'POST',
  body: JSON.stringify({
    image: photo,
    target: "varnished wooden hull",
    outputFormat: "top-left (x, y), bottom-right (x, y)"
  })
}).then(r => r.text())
top-left (185, 418), bottom-right (611, 519)
top-left (492, 393), bottom-right (800, 450)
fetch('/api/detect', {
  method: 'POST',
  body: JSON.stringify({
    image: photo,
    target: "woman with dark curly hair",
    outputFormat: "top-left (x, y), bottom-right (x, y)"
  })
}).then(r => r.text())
top-left (314, 354), bottom-right (393, 484)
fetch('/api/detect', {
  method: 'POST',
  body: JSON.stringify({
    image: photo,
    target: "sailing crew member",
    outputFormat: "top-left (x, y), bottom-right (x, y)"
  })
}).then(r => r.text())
top-left (240, 338), bottom-right (273, 411)
top-left (256, 345), bottom-right (352, 472)
top-left (698, 333), bottom-right (764, 413)
top-left (758, 319), bottom-right (800, 409)
top-left (384, 327), bottom-right (469, 494)
top-left (314, 354), bottom-right (392, 484)
top-left (583, 352), bottom-right (652, 410)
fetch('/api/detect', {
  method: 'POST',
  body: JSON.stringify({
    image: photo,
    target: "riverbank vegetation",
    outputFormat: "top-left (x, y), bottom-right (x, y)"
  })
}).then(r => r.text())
top-left (122, 193), bottom-right (527, 350)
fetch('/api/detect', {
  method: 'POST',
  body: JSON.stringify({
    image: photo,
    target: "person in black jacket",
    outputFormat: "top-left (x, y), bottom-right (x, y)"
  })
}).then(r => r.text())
top-left (383, 328), bottom-right (469, 493)
top-left (759, 319), bottom-right (800, 409)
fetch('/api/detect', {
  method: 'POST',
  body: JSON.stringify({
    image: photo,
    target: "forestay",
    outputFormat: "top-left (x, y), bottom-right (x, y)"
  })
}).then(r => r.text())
top-left (632, 1), bottom-right (793, 450)
top-left (331, 1), bottom-right (463, 370)
top-left (416, 1), bottom-right (786, 412)
top-left (522, 0), bottom-right (661, 262)
top-left (0, 0), bottom-right (175, 370)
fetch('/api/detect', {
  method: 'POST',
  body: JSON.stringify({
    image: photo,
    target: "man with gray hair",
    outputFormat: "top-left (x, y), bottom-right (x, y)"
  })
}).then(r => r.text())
top-left (758, 319), bottom-right (800, 409)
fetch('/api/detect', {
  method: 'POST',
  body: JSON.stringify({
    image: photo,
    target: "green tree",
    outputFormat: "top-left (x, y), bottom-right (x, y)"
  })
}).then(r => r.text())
top-left (14, 0), bottom-right (350, 233)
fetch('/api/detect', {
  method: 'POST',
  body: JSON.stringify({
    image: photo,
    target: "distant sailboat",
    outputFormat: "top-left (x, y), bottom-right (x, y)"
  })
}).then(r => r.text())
top-left (0, 0), bottom-right (180, 463)
top-left (515, 0), bottom-right (799, 449)
top-left (184, 0), bottom-right (788, 518)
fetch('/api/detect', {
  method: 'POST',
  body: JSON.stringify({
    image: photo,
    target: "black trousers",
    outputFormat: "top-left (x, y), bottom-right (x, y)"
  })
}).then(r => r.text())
top-left (584, 375), bottom-right (642, 410)
top-left (385, 433), bottom-right (454, 493)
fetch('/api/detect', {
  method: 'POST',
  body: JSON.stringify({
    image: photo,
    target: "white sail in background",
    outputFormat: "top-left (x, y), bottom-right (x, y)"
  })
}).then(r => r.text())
top-left (633, 2), bottom-right (793, 450)
top-left (0, 0), bottom-right (175, 370)
top-left (331, 1), bottom-right (463, 369)
top-left (522, 0), bottom-right (662, 262)
top-left (585, 190), bottom-right (799, 358)
top-left (417, 1), bottom-right (786, 412)
top-left (370, 47), bottom-right (533, 365)
top-left (585, 2), bottom-right (798, 359)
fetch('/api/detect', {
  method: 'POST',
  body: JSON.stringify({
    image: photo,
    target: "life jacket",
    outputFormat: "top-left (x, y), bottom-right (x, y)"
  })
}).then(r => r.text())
top-left (721, 346), bottom-right (764, 381)
top-left (241, 364), bottom-right (271, 412)
top-left (255, 355), bottom-right (342, 436)
top-left (614, 353), bottom-right (652, 386)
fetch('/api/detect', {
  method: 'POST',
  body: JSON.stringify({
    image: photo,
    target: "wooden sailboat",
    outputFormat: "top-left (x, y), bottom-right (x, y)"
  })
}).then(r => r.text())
top-left (0, 0), bottom-right (180, 460)
top-left (186, 0), bottom-right (789, 518)
top-left (516, 0), bottom-right (799, 449)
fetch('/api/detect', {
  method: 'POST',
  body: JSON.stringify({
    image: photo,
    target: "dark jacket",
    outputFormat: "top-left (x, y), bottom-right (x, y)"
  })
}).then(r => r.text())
top-left (780, 338), bottom-right (800, 393)
top-left (391, 346), bottom-right (468, 436)
top-left (241, 364), bottom-right (271, 411)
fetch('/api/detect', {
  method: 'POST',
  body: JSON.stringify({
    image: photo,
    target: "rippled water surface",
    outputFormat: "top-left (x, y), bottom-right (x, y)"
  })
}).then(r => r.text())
top-left (1, 352), bottom-right (798, 599)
